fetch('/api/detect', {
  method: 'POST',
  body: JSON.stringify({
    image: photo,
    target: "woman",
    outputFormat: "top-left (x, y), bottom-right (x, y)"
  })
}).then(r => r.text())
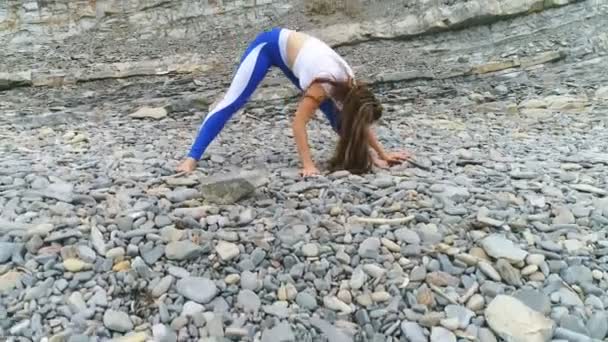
top-left (176, 27), bottom-right (410, 176)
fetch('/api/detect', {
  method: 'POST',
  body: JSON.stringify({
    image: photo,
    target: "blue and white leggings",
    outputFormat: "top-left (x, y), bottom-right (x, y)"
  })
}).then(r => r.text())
top-left (187, 27), bottom-right (340, 161)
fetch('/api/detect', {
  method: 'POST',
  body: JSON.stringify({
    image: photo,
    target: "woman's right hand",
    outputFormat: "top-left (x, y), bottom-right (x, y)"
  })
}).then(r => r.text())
top-left (176, 157), bottom-right (197, 173)
top-left (293, 84), bottom-right (326, 179)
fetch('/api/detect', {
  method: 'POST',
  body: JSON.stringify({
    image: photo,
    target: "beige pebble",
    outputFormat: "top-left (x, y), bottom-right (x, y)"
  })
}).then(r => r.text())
top-left (381, 238), bottom-right (401, 252)
top-left (112, 260), bottom-right (130, 272)
top-left (225, 274), bottom-right (240, 285)
top-left (416, 287), bottom-right (435, 307)
top-left (436, 243), bottom-right (451, 253)
top-left (277, 283), bottom-right (297, 301)
top-left (469, 247), bottom-right (490, 261)
top-left (446, 247), bottom-right (460, 256)
top-left (455, 253), bottom-right (478, 266)
top-left (63, 258), bottom-right (92, 272)
top-left (466, 294), bottom-right (485, 311)
top-left (528, 272), bottom-right (546, 282)
top-left (521, 264), bottom-right (538, 276)
top-left (371, 291), bottom-right (391, 302)
top-left (106, 247), bottom-right (126, 261)
top-left (113, 332), bottom-right (148, 342)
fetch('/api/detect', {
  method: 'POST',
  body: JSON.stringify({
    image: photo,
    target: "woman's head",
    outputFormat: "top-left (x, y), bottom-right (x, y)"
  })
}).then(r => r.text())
top-left (328, 80), bottom-right (383, 174)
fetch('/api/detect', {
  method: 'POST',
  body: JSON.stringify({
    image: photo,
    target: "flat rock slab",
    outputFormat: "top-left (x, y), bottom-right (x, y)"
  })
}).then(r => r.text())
top-left (129, 106), bottom-right (168, 120)
top-left (480, 234), bottom-right (528, 263)
top-left (198, 169), bottom-right (269, 204)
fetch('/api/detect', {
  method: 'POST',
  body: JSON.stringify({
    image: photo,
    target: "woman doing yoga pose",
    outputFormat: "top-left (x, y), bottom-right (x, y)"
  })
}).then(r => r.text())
top-left (176, 27), bottom-right (410, 176)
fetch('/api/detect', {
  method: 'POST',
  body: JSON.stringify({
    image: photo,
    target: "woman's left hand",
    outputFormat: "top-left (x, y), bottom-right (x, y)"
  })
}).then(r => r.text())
top-left (373, 150), bottom-right (412, 168)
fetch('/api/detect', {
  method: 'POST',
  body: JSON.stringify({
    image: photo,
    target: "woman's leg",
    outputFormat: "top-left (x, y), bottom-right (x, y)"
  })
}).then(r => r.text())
top-left (187, 39), bottom-right (273, 161)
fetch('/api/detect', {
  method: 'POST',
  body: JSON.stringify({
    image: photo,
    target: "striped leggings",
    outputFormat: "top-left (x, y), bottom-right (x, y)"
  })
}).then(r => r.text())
top-left (187, 27), bottom-right (340, 161)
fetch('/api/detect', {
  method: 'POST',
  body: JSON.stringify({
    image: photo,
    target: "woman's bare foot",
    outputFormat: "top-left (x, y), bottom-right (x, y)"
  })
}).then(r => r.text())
top-left (176, 158), bottom-right (197, 173)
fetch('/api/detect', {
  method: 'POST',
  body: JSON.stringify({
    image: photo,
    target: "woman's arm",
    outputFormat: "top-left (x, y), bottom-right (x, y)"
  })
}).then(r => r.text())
top-left (368, 127), bottom-right (387, 159)
top-left (292, 83), bottom-right (327, 176)
top-left (368, 126), bottom-right (412, 168)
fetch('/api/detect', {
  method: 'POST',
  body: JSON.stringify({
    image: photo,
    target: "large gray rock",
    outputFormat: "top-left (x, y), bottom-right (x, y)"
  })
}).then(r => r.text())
top-left (198, 169), bottom-right (269, 204)
top-left (261, 321), bottom-right (295, 342)
top-left (153, 324), bottom-right (178, 342)
top-left (400, 322), bottom-right (427, 342)
top-left (480, 234), bottom-right (528, 263)
top-left (587, 312), bottom-right (608, 340)
top-left (485, 295), bottom-right (555, 342)
top-left (237, 289), bottom-right (261, 314)
top-left (165, 241), bottom-right (203, 261)
top-left (176, 277), bottom-right (218, 304)
top-left (103, 310), bottom-right (133, 332)
top-left (512, 289), bottom-right (551, 315)
top-left (431, 327), bottom-right (456, 342)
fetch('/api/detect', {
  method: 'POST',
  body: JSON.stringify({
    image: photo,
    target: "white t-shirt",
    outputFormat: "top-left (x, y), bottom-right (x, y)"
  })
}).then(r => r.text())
top-left (279, 29), bottom-right (355, 107)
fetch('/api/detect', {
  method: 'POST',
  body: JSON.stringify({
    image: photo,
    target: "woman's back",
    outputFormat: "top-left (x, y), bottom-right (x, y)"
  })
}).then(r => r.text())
top-left (283, 29), bottom-right (354, 99)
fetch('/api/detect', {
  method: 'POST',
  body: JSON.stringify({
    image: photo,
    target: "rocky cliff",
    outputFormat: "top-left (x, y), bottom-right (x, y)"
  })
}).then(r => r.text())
top-left (2, 0), bottom-right (605, 91)
top-left (2, 0), bottom-right (601, 46)
top-left (0, 0), bottom-right (292, 44)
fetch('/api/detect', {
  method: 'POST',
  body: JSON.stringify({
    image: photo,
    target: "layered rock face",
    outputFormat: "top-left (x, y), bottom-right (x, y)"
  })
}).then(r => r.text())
top-left (1, 0), bottom-right (600, 91)
top-left (0, 0), bottom-right (291, 44)
top-left (1, 0), bottom-right (595, 45)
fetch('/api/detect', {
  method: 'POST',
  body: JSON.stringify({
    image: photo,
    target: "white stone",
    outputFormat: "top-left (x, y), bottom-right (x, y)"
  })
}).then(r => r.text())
top-left (485, 295), bottom-right (555, 342)
top-left (592, 270), bottom-right (604, 280)
top-left (215, 241), bottom-right (240, 261)
top-left (563, 239), bottom-right (585, 254)
top-left (152, 324), bottom-right (177, 342)
top-left (182, 301), bottom-right (204, 317)
top-left (431, 326), bottom-right (457, 342)
top-left (103, 309), bottom-right (133, 332)
top-left (301, 243), bottom-right (319, 257)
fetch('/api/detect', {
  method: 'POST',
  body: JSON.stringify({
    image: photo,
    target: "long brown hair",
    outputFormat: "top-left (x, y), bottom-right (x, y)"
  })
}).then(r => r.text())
top-left (308, 78), bottom-right (383, 174)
